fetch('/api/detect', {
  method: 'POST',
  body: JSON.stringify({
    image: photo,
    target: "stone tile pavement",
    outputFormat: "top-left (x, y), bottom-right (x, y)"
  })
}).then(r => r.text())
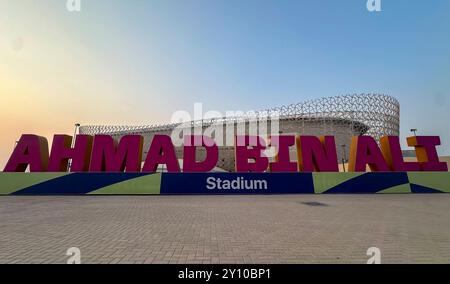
top-left (0, 195), bottom-right (449, 263)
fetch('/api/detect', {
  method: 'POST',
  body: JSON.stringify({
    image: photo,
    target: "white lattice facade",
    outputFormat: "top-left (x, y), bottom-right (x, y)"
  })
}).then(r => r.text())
top-left (80, 94), bottom-right (400, 171)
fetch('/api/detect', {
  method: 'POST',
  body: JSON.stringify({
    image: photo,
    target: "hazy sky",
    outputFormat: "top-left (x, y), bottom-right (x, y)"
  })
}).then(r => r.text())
top-left (1, 0), bottom-right (450, 168)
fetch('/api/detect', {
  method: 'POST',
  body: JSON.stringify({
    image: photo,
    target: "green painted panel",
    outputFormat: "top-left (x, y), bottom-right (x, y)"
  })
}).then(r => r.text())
top-left (377, 183), bottom-right (411, 194)
top-left (0, 173), bottom-right (68, 195)
top-left (88, 173), bottom-right (161, 195)
top-left (407, 172), bottom-right (450, 193)
top-left (313, 172), bottom-right (362, 193)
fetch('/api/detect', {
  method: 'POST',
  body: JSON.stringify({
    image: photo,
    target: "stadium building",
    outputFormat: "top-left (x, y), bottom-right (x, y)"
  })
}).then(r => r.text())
top-left (79, 94), bottom-right (400, 172)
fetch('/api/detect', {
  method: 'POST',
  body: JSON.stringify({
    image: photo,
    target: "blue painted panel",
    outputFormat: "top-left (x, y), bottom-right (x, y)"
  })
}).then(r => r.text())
top-left (160, 172), bottom-right (314, 194)
top-left (323, 172), bottom-right (409, 194)
top-left (410, 184), bottom-right (443, 193)
top-left (12, 173), bottom-right (150, 195)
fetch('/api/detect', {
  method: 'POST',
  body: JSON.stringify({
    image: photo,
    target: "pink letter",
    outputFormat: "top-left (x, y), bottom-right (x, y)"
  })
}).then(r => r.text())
top-left (296, 136), bottom-right (338, 172)
top-left (269, 135), bottom-right (297, 172)
top-left (142, 135), bottom-right (180, 173)
top-left (48, 135), bottom-right (93, 172)
top-left (380, 136), bottom-right (420, 171)
top-left (89, 135), bottom-right (143, 172)
top-left (3, 134), bottom-right (49, 172)
top-left (406, 136), bottom-right (448, 171)
top-left (348, 136), bottom-right (390, 172)
top-left (183, 135), bottom-right (218, 172)
top-left (234, 135), bottom-right (269, 172)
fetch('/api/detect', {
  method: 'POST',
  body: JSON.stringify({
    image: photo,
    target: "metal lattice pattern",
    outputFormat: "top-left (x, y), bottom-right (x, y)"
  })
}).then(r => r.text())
top-left (79, 93), bottom-right (400, 142)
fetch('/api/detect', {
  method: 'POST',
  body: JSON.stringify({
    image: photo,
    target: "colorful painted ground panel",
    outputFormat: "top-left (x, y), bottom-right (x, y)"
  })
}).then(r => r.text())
top-left (0, 172), bottom-right (448, 195)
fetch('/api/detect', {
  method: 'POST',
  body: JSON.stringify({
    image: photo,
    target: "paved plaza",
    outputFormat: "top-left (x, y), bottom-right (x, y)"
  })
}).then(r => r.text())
top-left (0, 194), bottom-right (449, 264)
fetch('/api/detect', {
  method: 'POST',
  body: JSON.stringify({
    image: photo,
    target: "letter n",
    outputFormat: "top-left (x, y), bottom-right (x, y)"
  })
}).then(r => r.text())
top-left (296, 136), bottom-right (338, 172)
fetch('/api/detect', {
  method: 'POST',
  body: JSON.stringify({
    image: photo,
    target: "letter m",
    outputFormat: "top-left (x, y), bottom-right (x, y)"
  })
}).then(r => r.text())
top-left (89, 135), bottom-right (144, 172)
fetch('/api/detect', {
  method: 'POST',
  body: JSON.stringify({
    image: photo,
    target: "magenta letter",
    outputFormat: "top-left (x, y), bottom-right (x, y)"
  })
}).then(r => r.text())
top-left (380, 136), bottom-right (420, 171)
top-left (296, 136), bottom-right (338, 172)
top-left (183, 135), bottom-right (218, 172)
top-left (269, 135), bottom-right (297, 172)
top-left (348, 136), bottom-right (390, 172)
top-left (142, 135), bottom-right (180, 173)
top-left (406, 136), bottom-right (448, 171)
top-left (235, 135), bottom-right (269, 172)
top-left (89, 135), bottom-right (143, 172)
top-left (3, 134), bottom-right (49, 172)
top-left (48, 135), bottom-right (93, 172)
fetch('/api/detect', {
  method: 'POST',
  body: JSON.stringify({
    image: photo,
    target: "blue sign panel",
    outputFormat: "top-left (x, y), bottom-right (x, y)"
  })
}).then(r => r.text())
top-left (160, 172), bottom-right (315, 194)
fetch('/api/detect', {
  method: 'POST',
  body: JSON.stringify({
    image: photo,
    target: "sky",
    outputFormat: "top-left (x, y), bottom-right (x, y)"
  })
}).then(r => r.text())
top-left (1, 0), bottom-right (450, 168)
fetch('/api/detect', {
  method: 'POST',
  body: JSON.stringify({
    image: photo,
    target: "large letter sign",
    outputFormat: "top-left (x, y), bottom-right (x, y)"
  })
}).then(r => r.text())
top-left (3, 134), bottom-right (448, 173)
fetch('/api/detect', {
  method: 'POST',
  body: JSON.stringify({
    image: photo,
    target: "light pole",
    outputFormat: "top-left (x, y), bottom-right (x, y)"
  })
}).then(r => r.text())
top-left (73, 123), bottom-right (81, 141)
top-left (341, 144), bottom-right (347, 172)
top-left (68, 123), bottom-right (81, 171)
top-left (410, 128), bottom-right (418, 136)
